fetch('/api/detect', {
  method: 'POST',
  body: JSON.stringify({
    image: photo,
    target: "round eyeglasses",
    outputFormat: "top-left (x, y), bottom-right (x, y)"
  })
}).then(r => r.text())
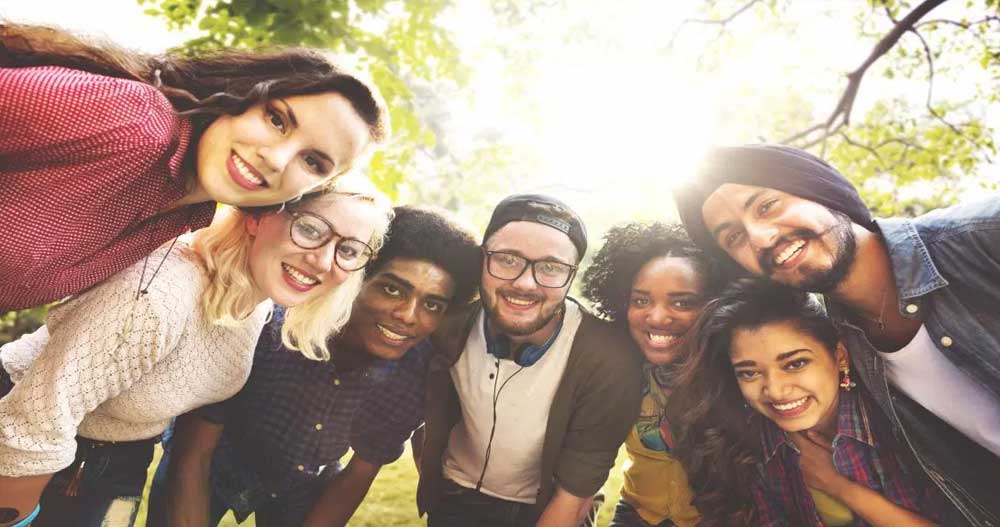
top-left (288, 211), bottom-right (374, 272)
top-left (484, 250), bottom-right (577, 288)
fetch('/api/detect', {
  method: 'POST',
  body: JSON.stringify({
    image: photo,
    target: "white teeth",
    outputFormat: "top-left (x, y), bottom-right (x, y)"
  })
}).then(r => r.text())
top-left (775, 240), bottom-right (806, 265)
top-left (377, 324), bottom-right (409, 341)
top-left (647, 333), bottom-right (677, 345)
top-left (282, 263), bottom-right (318, 286)
top-left (771, 396), bottom-right (809, 411)
top-left (503, 295), bottom-right (536, 306)
top-left (232, 154), bottom-right (264, 186)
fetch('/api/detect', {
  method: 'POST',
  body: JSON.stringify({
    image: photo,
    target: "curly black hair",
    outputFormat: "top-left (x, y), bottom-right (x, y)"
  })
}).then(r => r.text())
top-left (368, 206), bottom-right (480, 306)
top-left (581, 221), bottom-right (725, 323)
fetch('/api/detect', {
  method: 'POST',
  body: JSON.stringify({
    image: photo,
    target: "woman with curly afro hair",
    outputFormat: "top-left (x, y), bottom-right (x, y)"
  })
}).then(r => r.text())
top-left (581, 221), bottom-right (725, 527)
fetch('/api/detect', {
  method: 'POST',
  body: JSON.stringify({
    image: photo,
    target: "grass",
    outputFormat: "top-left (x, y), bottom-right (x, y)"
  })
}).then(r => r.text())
top-left (136, 445), bottom-right (628, 526)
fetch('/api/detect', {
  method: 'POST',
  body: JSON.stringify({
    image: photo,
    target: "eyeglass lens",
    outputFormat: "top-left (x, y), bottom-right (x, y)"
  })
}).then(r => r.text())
top-left (487, 252), bottom-right (573, 288)
top-left (289, 214), bottom-right (372, 271)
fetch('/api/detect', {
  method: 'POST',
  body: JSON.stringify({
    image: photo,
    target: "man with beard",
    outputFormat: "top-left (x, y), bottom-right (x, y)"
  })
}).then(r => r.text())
top-left (417, 194), bottom-right (643, 527)
top-left (674, 144), bottom-right (1000, 526)
top-left (150, 206), bottom-right (481, 526)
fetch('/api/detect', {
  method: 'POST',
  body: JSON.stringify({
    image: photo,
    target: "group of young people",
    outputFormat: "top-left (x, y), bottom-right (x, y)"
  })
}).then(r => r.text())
top-left (1, 20), bottom-right (999, 527)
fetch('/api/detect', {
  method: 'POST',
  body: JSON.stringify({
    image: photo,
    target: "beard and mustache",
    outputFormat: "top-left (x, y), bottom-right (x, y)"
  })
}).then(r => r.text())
top-left (755, 211), bottom-right (857, 293)
top-left (480, 286), bottom-right (565, 337)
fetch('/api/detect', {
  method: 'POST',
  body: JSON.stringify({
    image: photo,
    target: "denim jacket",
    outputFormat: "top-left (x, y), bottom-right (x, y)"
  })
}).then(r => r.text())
top-left (828, 195), bottom-right (1000, 526)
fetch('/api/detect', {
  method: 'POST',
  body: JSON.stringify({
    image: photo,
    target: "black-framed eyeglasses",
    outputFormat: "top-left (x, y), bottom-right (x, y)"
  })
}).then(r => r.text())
top-left (288, 211), bottom-right (374, 272)
top-left (483, 250), bottom-right (577, 288)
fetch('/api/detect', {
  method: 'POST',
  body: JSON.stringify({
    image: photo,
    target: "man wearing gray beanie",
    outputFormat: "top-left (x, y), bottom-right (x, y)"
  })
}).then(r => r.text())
top-left (675, 144), bottom-right (1000, 526)
top-left (417, 194), bottom-right (642, 527)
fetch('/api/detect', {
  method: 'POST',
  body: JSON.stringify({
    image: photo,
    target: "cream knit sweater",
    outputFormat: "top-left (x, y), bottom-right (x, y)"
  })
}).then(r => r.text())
top-left (0, 245), bottom-right (271, 477)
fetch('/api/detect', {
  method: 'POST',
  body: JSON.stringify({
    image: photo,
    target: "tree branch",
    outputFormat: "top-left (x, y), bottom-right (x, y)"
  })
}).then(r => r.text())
top-left (908, 27), bottom-right (965, 137)
top-left (781, 0), bottom-right (948, 146)
top-left (667, 0), bottom-right (762, 50)
top-left (838, 131), bottom-right (885, 168)
top-left (914, 15), bottom-right (1000, 30)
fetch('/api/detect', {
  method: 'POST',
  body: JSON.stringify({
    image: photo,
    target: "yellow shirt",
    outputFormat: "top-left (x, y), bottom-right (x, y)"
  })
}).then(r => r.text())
top-left (619, 392), bottom-right (700, 527)
top-left (808, 487), bottom-right (854, 526)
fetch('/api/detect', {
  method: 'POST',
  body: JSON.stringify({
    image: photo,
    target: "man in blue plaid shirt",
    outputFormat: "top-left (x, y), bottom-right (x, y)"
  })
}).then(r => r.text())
top-left (147, 206), bottom-right (480, 526)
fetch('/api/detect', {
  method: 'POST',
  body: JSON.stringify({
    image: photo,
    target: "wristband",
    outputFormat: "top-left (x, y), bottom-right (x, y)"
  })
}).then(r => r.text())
top-left (10, 505), bottom-right (40, 527)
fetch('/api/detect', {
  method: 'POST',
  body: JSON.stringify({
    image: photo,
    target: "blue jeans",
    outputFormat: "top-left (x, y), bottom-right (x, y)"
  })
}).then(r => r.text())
top-left (609, 500), bottom-right (676, 527)
top-left (1, 365), bottom-right (154, 527)
top-left (145, 440), bottom-right (229, 527)
top-left (32, 437), bottom-right (155, 527)
top-left (428, 480), bottom-right (541, 527)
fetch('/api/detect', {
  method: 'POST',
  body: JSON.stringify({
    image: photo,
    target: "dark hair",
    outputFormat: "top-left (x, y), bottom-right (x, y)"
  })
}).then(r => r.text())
top-left (666, 278), bottom-right (838, 526)
top-left (0, 23), bottom-right (388, 152)
top-left (581, 221), bottom-right (725, 323)
top-left (368, 206), bottom-right (481, 306)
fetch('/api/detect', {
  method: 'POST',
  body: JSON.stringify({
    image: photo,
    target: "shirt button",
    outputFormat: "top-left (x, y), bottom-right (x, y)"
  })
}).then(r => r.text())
top-left (314, 423), bottom-right (323, 431)
top-left (270, 492), bottom-right (278, 499)
top-left (297, 465), bottom-right (305, 472)
top-left (940, 336), bottom-right (953, 348)
top-left (905, 303), bottom-right (919, 314)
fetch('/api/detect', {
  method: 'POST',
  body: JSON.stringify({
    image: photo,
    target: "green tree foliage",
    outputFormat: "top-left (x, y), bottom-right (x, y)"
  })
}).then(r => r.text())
top-left (677, 0), bottom-right (999, 216)
top-left (139, 0), bottom-right (469, 198)
top-left (0, 306), bottom-right (47, 346)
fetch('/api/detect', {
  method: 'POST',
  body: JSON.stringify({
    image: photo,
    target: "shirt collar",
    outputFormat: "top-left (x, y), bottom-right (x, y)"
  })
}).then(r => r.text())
top-left (874, 218), bottom-right (949, 314)
top-left (760, 389), bottom-right (876, 463)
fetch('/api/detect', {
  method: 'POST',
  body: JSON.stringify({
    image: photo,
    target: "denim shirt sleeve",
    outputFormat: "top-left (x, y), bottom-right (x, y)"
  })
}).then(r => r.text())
top-left (876, 195), bottom-right (1000, 399)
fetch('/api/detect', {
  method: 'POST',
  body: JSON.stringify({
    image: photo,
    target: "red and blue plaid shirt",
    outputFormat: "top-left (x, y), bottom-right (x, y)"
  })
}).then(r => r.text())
top-left (750, 389), bottom-right (942, 526)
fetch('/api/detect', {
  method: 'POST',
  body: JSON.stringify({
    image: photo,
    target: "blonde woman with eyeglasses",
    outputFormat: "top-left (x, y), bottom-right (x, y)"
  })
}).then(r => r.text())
top-left (0, 176), bottom-right (391, 526)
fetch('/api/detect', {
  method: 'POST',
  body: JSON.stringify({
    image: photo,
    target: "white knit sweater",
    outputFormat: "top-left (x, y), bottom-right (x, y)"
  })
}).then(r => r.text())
top-left (0, 245), bottom-right (271, 477)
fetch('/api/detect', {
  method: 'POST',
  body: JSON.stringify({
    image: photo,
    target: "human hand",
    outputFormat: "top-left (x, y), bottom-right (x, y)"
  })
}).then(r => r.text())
top-left (788, 430), bottom-right (848, 498)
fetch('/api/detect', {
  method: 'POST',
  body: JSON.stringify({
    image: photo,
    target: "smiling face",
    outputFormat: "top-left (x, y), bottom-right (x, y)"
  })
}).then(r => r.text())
top-left (195, 92), bottom-right (370, 207)
top-left (729, 319), bottom-right (846, 435)
top-left (480, 221), bottom-right (578, 344)
top-left (344, 258), bottom-right (456, 361)
top-left (700, 184), bottom-right (856, 292)
top-left (626, 256), bottom-right (707, 365)
top-left (246, 194), bottom-right (380, 307)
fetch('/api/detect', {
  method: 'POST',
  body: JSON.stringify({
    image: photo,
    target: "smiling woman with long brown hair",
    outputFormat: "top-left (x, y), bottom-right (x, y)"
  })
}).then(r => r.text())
top-left (0, 22), bottom-right (388, 312)
top-left (668, 279), bottom-right (947, 527)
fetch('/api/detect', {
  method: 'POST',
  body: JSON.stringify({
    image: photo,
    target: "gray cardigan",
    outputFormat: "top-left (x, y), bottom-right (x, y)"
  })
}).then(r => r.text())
top-left (416, 299), bottom-right (643, 516)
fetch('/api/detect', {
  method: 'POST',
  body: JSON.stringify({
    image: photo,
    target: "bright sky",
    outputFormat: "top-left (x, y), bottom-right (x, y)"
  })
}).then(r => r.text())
top-left (3, 0), bottom-right (995, 233)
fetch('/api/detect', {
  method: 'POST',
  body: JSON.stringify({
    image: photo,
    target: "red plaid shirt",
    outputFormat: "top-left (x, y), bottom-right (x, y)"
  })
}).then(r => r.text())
top-left (0, 66), bottom-right (215, 311)
top-left (750, 390), bottom-right (942, 526)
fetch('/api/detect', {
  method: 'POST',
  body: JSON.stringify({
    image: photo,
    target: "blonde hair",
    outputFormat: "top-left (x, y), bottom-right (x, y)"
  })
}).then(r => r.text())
top-left (193, 174), bottom-right (393, 360)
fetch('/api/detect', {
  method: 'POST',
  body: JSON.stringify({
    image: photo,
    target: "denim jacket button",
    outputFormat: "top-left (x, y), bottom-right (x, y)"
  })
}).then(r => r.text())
top-left (905, 303), bottom-right (919, 314)
top-left (940, 335), bottom-right (953, 347)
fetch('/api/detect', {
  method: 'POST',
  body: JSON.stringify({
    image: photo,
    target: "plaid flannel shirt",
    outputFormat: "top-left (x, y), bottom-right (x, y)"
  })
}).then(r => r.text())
top-left (197, 307), bottom-right (429, 521)
top-left (750, 389), bottom-right (941, 526)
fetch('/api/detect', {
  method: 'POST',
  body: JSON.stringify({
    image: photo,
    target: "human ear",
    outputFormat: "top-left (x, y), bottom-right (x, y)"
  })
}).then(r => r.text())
top-left (245, 215), bottom-right (261, 236)
top-left (834, 340), bottom-right (850, 369)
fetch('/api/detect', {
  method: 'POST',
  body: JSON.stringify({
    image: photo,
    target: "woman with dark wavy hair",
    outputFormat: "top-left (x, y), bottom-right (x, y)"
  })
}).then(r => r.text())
top-left (581, 222), bottom-right (723, 527)
top-left (668, 279), bottom-right (944, 527)
top-left (0, 22), bottom-right (388, 312)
